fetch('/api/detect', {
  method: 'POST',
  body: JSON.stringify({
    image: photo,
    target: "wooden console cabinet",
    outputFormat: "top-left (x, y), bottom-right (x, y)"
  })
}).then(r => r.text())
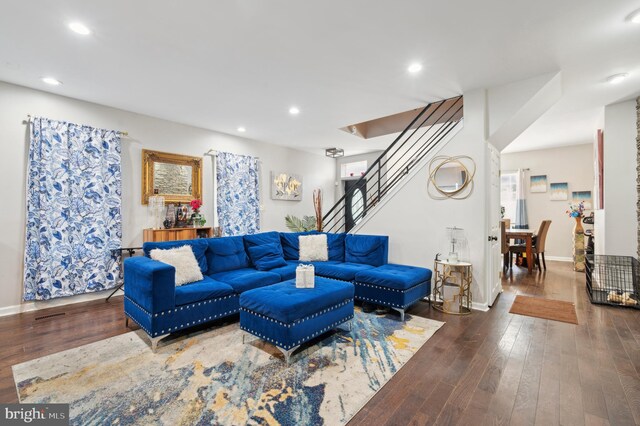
top-left (143, 227), bottom-right (213, 242)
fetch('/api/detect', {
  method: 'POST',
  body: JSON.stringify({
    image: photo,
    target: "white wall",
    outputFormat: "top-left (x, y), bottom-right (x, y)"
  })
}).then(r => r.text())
top-left (353, 89), bottom-right (490, 309)
top-left (501, 144), bottom-right (594, 259)
top-left (0, 81), bottom-right (335, 313)
top-left (600, 99), bottom-right (638, 257)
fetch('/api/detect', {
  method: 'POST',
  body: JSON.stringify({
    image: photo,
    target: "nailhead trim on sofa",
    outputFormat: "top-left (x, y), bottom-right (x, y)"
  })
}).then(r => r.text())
top-left (354, 281), bottom-right (419, 293)
top-left (125, 295), bottom-right (240, 337)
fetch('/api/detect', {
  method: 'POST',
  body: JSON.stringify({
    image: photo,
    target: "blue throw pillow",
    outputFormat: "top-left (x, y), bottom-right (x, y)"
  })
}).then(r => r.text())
top-left (244, 231), bottom-right (282, 250)
top-left (247, 243), bottom-right (288, 271)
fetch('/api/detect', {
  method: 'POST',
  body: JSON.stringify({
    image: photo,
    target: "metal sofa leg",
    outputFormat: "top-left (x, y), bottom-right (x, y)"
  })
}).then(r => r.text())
top-left (391, 307), bottom-right (405, 322)
top-left (150, 334), bottom-right (169, 353)
top-left (276, 345), bottom-right (300, 365)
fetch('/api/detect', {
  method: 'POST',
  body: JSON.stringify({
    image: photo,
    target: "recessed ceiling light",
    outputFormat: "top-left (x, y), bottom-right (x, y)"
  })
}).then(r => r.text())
top-left (41, 77), bottom-right (62, 86)
top-left (407, 63), bottom-right (423, 73)
top-left (628, 9), bottom-right (640, 23)
top-left (68, 22), bottom-right (91, 35)
top-left (607, 73), bottom-right (628, 84)
top-left (289, 106), bottom-right (300, 115)
top-left (237, 127), bottom-right (246, 133)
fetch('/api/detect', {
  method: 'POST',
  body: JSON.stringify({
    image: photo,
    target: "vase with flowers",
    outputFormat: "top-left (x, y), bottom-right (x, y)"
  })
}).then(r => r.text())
top-left (566, 201), bottom-right (586, 271)
top-left (566, 201), bottom-right (585, 233)
top-left (190, 199), bottom-right (204, 227)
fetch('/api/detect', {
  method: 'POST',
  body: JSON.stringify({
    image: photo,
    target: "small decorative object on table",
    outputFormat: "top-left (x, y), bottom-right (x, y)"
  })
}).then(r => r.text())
top-left (296, 264), bottom-right (315, 288)
top-left (432, 259), bottom-right (472, 315)
top-left (446, 226), bottom-right (464, 263)
top-left (566, 201), bottom-right (585, 272)
top-left (175, 203), bottom-right (189, 228)
top-left (190, 199), bottom-right (204, 227)
top-left (165, 204), bottom-right (176, 228)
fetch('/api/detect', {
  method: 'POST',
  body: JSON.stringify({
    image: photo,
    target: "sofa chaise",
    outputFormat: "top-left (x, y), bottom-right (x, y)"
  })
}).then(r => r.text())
top-left (124, 231), bottom-right (431, 351)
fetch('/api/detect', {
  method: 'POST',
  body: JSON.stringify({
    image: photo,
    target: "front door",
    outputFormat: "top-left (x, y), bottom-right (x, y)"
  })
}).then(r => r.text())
top-left (345, 179), bottom-right (366, 232)
top-left (487, 143), bottom-right (502, 306)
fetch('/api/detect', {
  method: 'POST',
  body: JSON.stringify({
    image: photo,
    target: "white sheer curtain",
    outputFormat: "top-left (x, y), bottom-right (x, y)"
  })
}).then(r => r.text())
top-left (514, 168), bottom-right (529, 229)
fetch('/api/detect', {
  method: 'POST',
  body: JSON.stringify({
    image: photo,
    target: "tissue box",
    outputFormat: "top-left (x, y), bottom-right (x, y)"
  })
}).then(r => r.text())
top-left (296, 264), bottom-right (315, 288)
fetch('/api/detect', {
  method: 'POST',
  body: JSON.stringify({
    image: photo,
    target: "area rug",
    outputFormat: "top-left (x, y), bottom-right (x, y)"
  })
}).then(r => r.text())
top-left (13, 309), bottom-right (443, 426)
top-left (509, 295), bottom-right (578, 324)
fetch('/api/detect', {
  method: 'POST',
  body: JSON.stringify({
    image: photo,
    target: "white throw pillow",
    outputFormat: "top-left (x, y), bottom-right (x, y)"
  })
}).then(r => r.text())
top-left (150, 245), bottom-right (203, 286)
top-left (299, 234), bottom-right (329, 262)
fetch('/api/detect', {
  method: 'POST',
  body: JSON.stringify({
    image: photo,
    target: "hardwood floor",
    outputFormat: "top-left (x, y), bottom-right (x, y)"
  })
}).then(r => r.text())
top-left (1, 261), bottom-right (639, 425)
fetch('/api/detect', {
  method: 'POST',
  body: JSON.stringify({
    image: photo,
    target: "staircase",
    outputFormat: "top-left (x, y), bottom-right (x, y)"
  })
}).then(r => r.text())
top-left (323, 95), bottom-right (464, 233)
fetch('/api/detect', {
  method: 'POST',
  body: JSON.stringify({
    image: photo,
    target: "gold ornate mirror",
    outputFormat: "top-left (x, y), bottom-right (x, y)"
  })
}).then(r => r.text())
top-left (141, 149), bottom-right (202, 204)
top-left (428, 155), bottom-right (476, 199)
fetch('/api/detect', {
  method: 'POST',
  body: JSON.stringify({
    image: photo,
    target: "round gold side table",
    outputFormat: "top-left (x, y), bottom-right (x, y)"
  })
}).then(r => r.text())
top-left (432, 260), bottom-right (472, 315)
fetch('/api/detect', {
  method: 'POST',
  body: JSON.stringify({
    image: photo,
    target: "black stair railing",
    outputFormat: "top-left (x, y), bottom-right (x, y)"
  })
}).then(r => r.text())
top-left (322, 95), bottom-right (464, 233)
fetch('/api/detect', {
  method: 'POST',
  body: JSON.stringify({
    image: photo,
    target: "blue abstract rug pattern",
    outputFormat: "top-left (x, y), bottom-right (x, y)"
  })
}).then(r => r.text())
top-left (13, 310), bottom-right (443, 426)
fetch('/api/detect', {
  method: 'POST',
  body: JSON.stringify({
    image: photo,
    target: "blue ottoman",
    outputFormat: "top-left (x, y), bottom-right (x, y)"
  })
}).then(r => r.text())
top-left (354, 264), bottom-right (431, 321)
top-left (239, 277), bottom-right (354, 363)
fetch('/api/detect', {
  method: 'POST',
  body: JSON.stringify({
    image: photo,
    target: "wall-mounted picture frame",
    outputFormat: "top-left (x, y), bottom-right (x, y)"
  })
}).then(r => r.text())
top-left (550, 182), bottom-right (568, 201)
top-left (572, 191), bottom-right (592, 210)
top-left (530, 175), bottom-right (547, 193)
top-left (141, 149), bottom-right (202, 205)
top-left (271, 172), bottom-right (302, 201)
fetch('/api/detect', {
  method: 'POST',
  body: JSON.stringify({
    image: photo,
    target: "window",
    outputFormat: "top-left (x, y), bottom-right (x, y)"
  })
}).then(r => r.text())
top-left (500, 171), bottom-right (518, 222)
top-left (340, 160), bottom-right (367, 179)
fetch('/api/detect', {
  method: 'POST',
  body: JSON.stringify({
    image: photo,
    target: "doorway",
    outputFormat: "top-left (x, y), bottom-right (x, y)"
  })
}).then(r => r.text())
top-left (345, 179), bottom-right (366, 232)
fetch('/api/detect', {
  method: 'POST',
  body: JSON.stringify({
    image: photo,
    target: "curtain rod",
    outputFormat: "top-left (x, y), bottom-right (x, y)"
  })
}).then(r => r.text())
top-left (204, 149), bottom-right (260, 160)
top-left (25, 115), bottom-right (129, 136)
top-left (502, 168), bottom-right (530, 172)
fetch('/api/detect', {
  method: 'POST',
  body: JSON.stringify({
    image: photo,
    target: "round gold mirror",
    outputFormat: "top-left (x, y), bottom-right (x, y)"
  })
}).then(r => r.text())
top-left (428, 155), bottom-right (476, 199)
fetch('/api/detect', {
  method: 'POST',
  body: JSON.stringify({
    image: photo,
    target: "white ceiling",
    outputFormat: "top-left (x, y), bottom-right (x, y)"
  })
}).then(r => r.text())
top-left (0, 0), bottom-right (639, 155)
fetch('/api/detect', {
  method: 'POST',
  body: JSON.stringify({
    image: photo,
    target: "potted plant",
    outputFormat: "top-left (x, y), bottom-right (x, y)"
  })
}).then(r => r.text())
top-left (190, 199), bottom-right (204, 227)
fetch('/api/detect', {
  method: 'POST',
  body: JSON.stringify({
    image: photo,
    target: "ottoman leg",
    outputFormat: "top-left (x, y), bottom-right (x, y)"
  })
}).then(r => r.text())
top-left (277, 345), bottom-right (300, 365)
top-left (391, 308), bottom-right (405, 322)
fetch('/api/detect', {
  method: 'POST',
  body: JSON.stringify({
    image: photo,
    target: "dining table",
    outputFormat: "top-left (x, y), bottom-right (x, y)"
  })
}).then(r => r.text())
top-left (505, 228), bottom-right (537, 274)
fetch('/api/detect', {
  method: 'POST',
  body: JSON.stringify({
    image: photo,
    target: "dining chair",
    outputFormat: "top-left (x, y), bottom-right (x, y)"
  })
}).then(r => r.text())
top-left (501, 220), bottom-right (510, 270)
top-left (509, 220), bottom-right (552, 270)
top-left (535, 220), bottom-right (551, 269)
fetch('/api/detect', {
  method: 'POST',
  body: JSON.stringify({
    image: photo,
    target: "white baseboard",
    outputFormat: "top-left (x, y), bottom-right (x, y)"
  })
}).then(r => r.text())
top-left (544, 256), bottom-right (572, 262)
top-left (472, 302), bottom-right (490, 312)
top-left (0, 290), bottom-right (123, 317)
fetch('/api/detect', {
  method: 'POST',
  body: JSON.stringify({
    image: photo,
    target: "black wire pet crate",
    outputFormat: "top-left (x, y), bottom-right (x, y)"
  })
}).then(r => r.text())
top-left (586, 254), bottom-right (640, 309)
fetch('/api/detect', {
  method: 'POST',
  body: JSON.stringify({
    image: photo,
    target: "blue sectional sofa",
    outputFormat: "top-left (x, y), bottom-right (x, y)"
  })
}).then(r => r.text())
top-left (124, 231), bottom-right (431, 351)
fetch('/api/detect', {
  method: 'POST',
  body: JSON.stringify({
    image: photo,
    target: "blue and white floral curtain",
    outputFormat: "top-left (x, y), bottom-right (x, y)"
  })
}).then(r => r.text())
top-left (216, 151), bottom-right (259, 236)
top-left (24, 117), bottom-right (122, 301)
